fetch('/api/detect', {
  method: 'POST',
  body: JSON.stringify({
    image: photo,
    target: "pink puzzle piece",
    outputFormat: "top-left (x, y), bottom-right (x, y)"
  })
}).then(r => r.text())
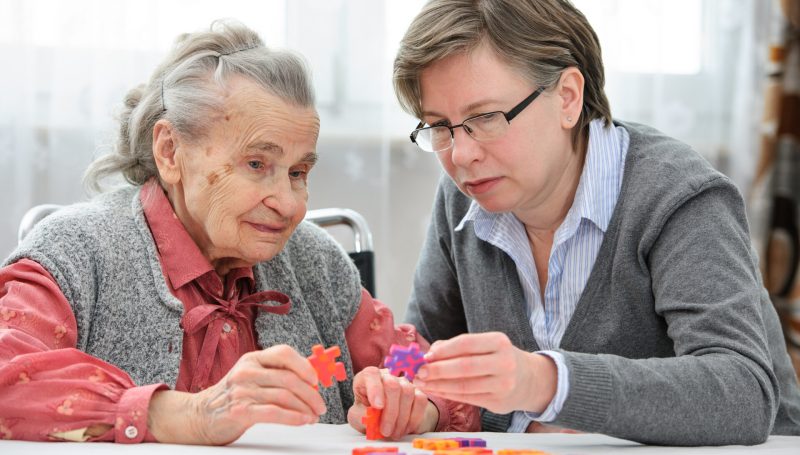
top-left (383, 342), bottom-right (426, 381)
top-left (307, 344), bottom-right (347, 387)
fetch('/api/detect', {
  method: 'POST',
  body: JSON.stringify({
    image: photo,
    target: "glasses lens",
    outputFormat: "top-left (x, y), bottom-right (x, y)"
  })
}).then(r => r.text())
top-left (463, 112), bottom-right (508, 141)
top-left (416, 126), bottom-right (452, 152)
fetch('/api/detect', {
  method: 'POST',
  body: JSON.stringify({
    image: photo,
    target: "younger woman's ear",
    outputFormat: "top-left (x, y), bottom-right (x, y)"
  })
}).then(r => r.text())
top-left (152, 120), bottom-right (181, 185)
top-left (557, 67), bottom-right (585, 129)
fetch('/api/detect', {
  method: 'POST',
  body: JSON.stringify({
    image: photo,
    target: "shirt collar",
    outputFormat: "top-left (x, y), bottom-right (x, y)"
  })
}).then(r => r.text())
top-left (569, 119), bottom-right (623, 233)
top-left (455, 119), bottom-right (623, 236)
top-left (140, 179), bottom-right (255, 290)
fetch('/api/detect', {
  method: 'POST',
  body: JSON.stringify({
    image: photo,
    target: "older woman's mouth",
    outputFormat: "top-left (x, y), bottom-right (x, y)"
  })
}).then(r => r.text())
top-left (246, 222), bottom-right (287, 233)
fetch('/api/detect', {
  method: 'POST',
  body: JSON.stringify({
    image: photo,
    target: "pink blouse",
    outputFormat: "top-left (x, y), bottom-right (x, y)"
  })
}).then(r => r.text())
top-left (0, 181), bottom-right (478, 443)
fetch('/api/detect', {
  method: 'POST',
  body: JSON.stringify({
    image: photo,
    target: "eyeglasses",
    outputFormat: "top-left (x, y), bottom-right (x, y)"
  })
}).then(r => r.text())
top-left (409, 87), bottom-right (545, 153)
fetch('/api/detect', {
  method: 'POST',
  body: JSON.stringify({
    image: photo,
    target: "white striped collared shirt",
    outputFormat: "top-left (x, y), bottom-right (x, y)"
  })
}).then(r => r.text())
top-left (454, 119), bottom-right (630, 431)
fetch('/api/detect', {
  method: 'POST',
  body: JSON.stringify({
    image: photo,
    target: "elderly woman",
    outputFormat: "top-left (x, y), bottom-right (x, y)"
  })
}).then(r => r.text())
top-left (378, 0), bottom-right (800, 446)
top-left (0, 22), bottom-right (477, 444)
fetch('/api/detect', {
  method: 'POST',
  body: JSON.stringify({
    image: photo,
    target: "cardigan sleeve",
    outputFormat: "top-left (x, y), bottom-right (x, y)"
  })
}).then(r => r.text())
top-left (0, 259), bottom-right (166, 443)
top-left (553, 178), bottom-right (779, 445)
top-left (405, 178), bottom-right (470, 344)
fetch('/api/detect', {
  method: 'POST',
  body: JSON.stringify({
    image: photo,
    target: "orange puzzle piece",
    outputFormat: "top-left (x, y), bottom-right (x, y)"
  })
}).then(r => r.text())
top-left (307, 344), bottom-right (347, 387)
top-left (412, 438), bottom-right (460, 450)
top-left (434, 449), bottom-right (493, 455)
top-left (496, 450), bottom-right (551, 455)
top-left (352, 447), bottom-right (398, 455)
top-left (361, 406), bottom-right (384, 440)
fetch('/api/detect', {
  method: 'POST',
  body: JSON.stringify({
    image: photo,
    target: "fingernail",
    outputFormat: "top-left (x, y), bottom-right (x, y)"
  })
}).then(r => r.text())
top-left (318, 405), bottom-right (327, 415)
top-left (415, 368), bottom-right (427, 380)
top-left (374, 397), bottom-right (383, 408)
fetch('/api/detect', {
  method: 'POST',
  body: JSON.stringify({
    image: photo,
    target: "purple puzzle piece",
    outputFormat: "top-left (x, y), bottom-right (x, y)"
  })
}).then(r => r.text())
top-left (383, 342), bottom-right (427, 381)
top-left (453, 437), bottom-right (487, 447)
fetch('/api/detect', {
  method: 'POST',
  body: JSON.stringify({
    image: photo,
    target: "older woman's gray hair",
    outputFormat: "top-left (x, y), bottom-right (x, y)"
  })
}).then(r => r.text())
top-left (85, 20), bottom-right (315, 191)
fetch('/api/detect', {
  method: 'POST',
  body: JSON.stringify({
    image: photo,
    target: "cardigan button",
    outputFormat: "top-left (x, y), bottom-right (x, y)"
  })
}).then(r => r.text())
top-left (124, 425), bottom-right (139, 439)
top-left (222, 322), bottom-right (232, 333)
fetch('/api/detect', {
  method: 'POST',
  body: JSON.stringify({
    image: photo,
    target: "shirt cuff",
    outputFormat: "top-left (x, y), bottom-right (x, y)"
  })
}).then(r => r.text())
top-left (524, 350), bottom-right (569, 423)
top-left (428, 395), bottom-right (450, 431)
top-left (114, 383), bottom-right (169, 443)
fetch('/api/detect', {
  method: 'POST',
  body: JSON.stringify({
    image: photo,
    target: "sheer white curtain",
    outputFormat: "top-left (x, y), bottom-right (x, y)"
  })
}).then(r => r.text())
top-left (0, 0), bottom-right (773, 314)
top-left (576, 0), bottom-right (772, 189)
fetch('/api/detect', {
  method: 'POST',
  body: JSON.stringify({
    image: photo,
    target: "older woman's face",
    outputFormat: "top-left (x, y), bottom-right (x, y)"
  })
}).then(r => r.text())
top-left (169, 76), bottom-right (319, 270)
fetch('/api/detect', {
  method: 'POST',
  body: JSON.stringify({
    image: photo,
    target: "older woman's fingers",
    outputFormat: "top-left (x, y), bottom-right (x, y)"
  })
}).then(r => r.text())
top-left (361, 367), bottom-right (386, 408)
top-left (233, 367), bottom-right (313, 391)
top-left (246, 404), bottom-right (317, 427)
top-left (246, 386), bottom-right (323, 417)
top-left (243, 345), bottom-right (328, 416)
top-left (389, 376), bottom-right (415, 439)
top-left (405, 390), bottom-right (429, 435)
top-left (245, 370), bottom-right (326, 416)
top-left (226, 357), bottom-right (327, 416)
top-left (251, 345), bottom-right (318, 386)
top-left (379, 371), bottom-right (402, 436)
top-left (347, 402), bottom-right (367, 432)
top-left (211, 372), bottom-right (322, 418)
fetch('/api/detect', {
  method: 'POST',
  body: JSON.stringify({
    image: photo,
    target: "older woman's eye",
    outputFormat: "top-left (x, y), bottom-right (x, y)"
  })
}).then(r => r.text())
top-left (248, 160), bottom-right (264, 170)
top-left (289, 170), bottom-right (307, 180)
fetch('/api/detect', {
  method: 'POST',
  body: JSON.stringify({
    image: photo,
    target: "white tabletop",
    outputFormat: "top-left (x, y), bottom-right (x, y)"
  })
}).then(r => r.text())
top-left (0, 423), bottom-right (797, 454)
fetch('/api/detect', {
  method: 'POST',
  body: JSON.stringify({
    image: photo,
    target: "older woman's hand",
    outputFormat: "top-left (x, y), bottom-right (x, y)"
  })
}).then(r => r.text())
top-left (412, 332), bottom-right (557, 416)
top-left (148, 344), bottom-right (326, 445)
top-left (347, 366), bottom-right (438, 440)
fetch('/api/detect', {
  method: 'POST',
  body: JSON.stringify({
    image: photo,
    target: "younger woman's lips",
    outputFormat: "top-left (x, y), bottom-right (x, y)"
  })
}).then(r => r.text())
top-left (464, 177), bottom-right (501, 195)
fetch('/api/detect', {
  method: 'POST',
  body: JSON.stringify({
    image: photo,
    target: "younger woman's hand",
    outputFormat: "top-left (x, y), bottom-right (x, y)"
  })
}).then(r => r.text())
top-left (413, 332), bottom-right (557, 415)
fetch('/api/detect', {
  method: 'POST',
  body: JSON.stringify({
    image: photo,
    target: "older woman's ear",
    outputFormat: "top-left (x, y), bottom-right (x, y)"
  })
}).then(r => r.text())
top-left (152, 120), bottom-right (182, 185)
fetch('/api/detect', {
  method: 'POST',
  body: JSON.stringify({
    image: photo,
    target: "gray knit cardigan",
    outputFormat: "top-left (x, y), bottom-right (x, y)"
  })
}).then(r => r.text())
top-left (6, 186), bottom-right (363, 424)
top-left (406, 121), bottom-right (800, 445)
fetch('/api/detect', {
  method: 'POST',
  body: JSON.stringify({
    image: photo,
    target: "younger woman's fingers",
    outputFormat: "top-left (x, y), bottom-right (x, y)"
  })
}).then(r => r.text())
top-left (417, 352), bottom-right (503, 382)
top-left (425, 332), bottom-right (510, 361)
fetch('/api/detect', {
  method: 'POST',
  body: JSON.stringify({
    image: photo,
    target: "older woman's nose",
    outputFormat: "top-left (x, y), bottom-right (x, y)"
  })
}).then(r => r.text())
top-left (262, 180), bottom-right (303, 218)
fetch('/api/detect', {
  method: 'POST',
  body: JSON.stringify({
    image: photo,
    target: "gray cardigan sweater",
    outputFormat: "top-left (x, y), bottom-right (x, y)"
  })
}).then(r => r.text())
top-left (6, 187), bottom-right (363, 424)
top-left (406, 121), bottom-right (800, 445)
